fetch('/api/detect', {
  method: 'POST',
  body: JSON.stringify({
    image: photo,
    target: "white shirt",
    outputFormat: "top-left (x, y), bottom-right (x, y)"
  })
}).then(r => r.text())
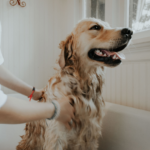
top-left (0, 23), bottom-right (7, 108)
top-left (0, 23), bottom-right (3, 65)
top-left (0, 49), bottom-right (4, 65)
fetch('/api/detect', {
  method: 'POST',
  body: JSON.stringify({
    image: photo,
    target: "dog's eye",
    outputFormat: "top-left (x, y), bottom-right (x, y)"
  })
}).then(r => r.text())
top-left (90, 25), bottom-right (101, 30)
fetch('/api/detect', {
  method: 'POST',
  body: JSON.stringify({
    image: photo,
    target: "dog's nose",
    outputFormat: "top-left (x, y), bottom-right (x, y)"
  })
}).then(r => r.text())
top-left (121, 28), bottom-right (133, 39)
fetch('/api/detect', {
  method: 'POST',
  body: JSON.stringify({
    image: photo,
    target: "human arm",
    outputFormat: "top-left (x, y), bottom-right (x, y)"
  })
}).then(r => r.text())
top-left (0, 96), bottom-right (55, 124)
top-left (0, 65), bottom-right (75, 128)
top-left (0, 65), bottom-right (42, 100)
top-left (0, 96), bottom-right (75, 129)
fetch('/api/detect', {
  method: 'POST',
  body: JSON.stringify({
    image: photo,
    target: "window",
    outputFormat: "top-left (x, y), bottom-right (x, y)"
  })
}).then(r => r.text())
top-left (86, 0), bottom-right (105, 21)
top-left (85, 0), bottom-right (150, 44)
top-left (129, 0), bottom-right (150, 32)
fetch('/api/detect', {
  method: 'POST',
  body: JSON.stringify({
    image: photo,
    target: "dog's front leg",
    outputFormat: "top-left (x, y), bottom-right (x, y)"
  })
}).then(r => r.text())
top-left (43, 120), bottom-right (68, 150)
top-left (67, 138), bottom-right (99, 150)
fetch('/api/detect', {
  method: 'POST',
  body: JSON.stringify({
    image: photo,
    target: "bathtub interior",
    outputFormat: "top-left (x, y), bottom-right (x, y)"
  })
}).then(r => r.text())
top-left (98, 103), bottom-right (150, 150)
top-left (0, 94), bottom-right (150, 150)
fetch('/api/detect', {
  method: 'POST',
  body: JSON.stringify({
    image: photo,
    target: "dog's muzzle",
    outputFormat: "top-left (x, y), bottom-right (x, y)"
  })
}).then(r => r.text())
top-left (88, 28), bottom-right (133, 67)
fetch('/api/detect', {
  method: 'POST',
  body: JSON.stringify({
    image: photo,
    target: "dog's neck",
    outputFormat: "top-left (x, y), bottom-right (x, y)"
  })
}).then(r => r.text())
top-left (79, 64), bottom-right (105, 99)
top-left (61, 61), bottom-right (105, 100)
top-left (59, 63), bottom-right (105, 119)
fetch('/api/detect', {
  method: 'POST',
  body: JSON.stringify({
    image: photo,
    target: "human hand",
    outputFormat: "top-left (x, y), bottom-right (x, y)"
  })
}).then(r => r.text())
top-left (32, 89), bottom-right (44, 100)
top-left (56, 97), bottom-right (75, 130)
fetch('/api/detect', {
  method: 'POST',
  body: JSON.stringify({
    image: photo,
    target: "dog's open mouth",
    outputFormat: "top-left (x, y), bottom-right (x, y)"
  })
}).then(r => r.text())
top-left (88, 44), bottom-right (127, 66)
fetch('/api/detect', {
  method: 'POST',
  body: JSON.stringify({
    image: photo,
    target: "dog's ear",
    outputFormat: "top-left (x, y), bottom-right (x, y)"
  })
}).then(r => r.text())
top-left (59, 34), bottom-right (74, 69)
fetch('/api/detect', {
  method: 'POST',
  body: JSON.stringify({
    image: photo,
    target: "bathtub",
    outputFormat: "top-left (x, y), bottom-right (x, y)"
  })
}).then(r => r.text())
top-left (0, 94), bottom-right (150, 150)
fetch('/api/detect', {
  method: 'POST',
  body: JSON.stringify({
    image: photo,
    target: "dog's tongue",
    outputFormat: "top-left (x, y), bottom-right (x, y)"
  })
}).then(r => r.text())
top-left (101, 50), bottom-right (125, 60)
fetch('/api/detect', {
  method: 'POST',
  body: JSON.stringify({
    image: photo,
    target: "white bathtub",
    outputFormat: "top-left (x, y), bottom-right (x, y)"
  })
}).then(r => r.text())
top-left (0, 94), bottom-right (150, 150)
top-left (98, 103), bottom-right (150, 150)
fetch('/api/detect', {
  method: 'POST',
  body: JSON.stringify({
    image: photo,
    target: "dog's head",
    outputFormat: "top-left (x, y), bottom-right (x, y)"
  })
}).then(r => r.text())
top-left (59, 18), bottom-right (133, 69)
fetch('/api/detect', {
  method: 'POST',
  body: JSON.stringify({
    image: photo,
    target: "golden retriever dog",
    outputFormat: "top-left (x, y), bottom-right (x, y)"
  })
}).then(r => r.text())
top-left (17, 18), bottom-right (133, 150)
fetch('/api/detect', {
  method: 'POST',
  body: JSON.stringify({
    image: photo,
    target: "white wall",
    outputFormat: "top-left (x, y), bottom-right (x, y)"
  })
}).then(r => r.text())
top-left (0, 0), bottom-right (55, 94)
top-left (104, 0), bottom-right (150, 111)
top-left (103, 42), bottom-right (150, 111)
top-left (0, 0), bottom-right (83, 94)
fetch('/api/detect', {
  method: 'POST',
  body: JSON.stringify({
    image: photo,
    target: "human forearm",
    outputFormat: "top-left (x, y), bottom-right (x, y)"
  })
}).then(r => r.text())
top-left (0, 65), bottom-right (42, 99)
top-left (0, 96), bottom-right (54, 124)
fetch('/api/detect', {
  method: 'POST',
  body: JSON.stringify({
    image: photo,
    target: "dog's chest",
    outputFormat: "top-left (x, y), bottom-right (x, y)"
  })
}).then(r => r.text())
top-left (45, 76), bottom-right (102, 118)
top-left (44, 74), bottom-right (104, 149)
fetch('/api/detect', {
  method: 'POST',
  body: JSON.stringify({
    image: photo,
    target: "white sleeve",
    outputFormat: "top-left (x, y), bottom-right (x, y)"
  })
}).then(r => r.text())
top-left (0, 50), bottom-right (4, 65)
top-left (0, 90), bottom-right (7, 108)
top-left (0, 23), bottom-right (4, 65)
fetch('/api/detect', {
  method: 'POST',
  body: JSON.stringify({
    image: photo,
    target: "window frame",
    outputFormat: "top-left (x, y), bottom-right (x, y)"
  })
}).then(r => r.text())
top-left (84, 0), bottom-right (150, 44)
top-left (123, 0), bottom-right (150, 44)
top-left (97, 0), bottom-right (150, 44)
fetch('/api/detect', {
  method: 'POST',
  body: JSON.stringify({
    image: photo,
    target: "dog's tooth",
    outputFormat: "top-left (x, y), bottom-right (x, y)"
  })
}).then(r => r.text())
top-left (99, 52), bottom-right (102, 55)
top-left (103, 54), bottom-right (106, 57)
top-left (116, 56), bottom-right (119, 59)
top-left (97, 50), bottom-right (102, 54)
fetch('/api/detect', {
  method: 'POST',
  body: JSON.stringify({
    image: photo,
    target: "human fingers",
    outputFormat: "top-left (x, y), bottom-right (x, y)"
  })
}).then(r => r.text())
top-left (68, 120), bottom-right (73, 129)
top-left (38, 90), bottom-right (44, 100)
top-left (67, 102), bottom-right (75, 116)
top-left (71, 119), bottom-right (76, 128)
top-left (71, 110), bottom-right (75, 121)
top-left (33, 89), bottom-right (44, 101)
top-left (68, 118), bottom-right (76, 129)
top-left (69, 98), bottom-right (75, 106)
top-left (65, 123), bottom-right (71, 130)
